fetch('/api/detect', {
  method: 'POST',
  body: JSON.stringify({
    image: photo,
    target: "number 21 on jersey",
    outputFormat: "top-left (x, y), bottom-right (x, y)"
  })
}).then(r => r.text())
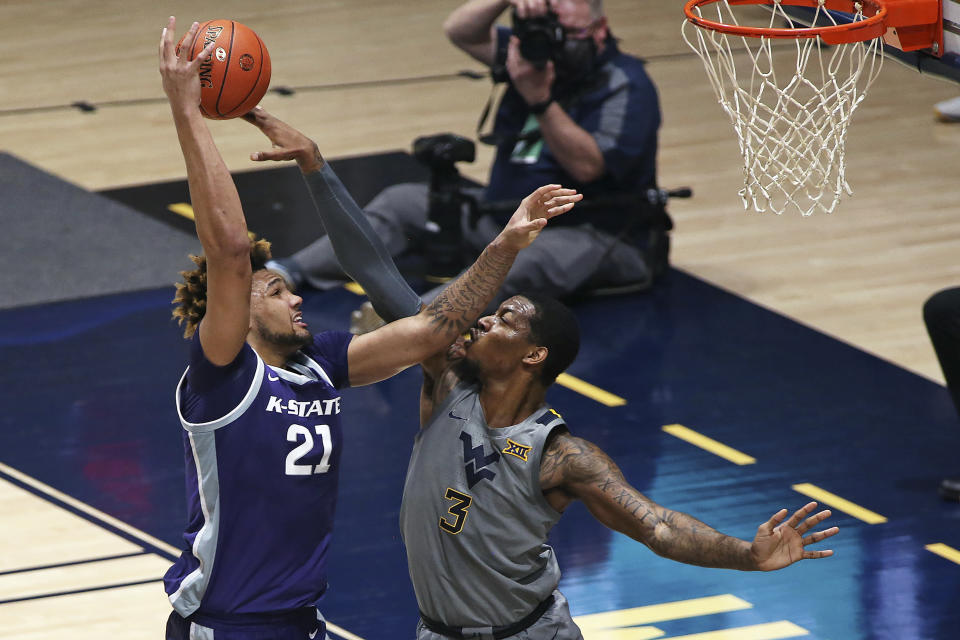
top-left (439, 488), bottom-right (472, 535)
top-left (285, 424), bottom-right (332, 475)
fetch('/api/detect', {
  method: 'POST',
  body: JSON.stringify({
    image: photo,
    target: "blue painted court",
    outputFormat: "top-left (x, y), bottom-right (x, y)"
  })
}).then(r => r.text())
top-left (2, 256), bottom-right (958, 639)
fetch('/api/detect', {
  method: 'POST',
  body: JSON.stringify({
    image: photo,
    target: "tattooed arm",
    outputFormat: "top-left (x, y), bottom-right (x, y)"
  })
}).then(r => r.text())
top-left (346, 184), bottom-right (581, 387)
top-left (540, 431), bottom-right (838, 571)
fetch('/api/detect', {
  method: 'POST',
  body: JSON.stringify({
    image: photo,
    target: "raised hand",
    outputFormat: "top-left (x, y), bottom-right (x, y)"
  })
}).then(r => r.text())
top-left (158, 17), bottom-right (215, 110)
top-left (243, 106), bottom-right (324, 173)
top-left (751, 502), bottom-right (839, 571)
top-left (497, 184), bottom-right (582, 252)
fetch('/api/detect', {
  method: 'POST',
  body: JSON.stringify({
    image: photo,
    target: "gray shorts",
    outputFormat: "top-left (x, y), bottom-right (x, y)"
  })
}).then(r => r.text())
top-left (414, 590), bottom-right (583, 640)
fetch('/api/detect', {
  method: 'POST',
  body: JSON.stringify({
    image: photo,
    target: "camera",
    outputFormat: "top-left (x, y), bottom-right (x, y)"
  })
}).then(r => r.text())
top-left (512, 8), bottom-right (565, 69)
top-left (413, 134), bottom-right (478, 280)
top-left (413, 133), bottom-right (475, 171)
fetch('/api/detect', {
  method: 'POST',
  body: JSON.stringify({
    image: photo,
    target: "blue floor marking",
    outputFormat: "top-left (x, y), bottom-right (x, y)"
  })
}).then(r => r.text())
top-left (1, 269), bottom-right (958, 639)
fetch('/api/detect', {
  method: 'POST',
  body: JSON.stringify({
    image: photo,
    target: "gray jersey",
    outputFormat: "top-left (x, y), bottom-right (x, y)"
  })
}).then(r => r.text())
top-left (399, 382), bottom-right (566, 627)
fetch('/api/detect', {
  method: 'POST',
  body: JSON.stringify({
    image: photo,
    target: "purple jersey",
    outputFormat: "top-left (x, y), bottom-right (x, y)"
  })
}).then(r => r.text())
top-left (163, 330), bottom-right (353, 617)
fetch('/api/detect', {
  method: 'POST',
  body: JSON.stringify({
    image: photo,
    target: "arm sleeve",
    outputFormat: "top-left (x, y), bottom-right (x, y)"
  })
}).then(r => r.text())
top-left (301, 164), bottom-right (422, 322)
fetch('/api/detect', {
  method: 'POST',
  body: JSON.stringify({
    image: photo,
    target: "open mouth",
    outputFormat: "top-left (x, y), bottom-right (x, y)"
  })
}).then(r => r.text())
top-left (293, 312), bottom-right (307, 328)
top-left (464, 327), bottom-right (479, 347)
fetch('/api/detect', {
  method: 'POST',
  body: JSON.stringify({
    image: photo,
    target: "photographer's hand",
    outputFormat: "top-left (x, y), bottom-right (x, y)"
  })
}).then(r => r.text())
top-left (243, 106), bottom-right (325, 174)
top-left (506, 35), bottom-right (554, 105)
top-left (510, 0), bottom-right (550, 19)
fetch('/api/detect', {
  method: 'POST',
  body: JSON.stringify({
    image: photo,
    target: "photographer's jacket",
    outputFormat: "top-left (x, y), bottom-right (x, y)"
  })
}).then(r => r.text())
top-left (486, 27), bottom-right (661, 234)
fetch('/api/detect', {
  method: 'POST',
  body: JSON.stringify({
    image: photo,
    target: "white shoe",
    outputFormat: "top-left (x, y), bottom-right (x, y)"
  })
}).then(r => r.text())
top-left (934, 96), bottom-right (960, 122)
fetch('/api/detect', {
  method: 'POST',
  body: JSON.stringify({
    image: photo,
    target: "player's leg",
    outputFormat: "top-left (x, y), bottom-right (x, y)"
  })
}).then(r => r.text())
top-left (271, 183), bottom-right (430, 290)
top-left (923, 286), bottom-right (960, 501)
top-left (495, 226), bottom-right (649, 303)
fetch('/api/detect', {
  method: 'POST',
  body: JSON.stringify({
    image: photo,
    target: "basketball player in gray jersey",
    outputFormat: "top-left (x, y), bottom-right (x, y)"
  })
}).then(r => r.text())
top-left (400, 294), bottom-right (839, 639)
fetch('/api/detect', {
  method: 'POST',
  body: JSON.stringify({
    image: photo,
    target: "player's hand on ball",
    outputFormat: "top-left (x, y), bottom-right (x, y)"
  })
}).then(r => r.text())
top-left (158, 17), bottom-right (215, 109)
top-left (243, 107), bottom-right (324, 173)
top-left (498, 184), bottom-right (581, 251)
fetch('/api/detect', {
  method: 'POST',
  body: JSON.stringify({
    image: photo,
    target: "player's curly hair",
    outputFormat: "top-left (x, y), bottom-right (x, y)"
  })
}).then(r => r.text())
top-left (171, 238), bottom-right (273, 338)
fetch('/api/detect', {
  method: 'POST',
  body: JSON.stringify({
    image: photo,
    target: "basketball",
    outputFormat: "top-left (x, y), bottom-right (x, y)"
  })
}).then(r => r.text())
top-left (176, 20), bottom-right (271, 120)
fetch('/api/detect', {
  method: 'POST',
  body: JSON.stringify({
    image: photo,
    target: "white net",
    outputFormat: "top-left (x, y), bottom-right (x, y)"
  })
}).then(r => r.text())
top-left (682, 0), bottom-right (884, 215)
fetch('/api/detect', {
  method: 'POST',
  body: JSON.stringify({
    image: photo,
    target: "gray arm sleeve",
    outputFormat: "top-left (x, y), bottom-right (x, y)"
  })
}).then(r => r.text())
top-left (301, 164), bottom-right (422, 322)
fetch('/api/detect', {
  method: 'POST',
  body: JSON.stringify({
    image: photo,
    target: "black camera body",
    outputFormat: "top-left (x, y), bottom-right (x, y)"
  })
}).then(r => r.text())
top-left (413, 134), bottom-right (478, 280)
top-left (413, 133), bottom-right (476, 173)
top-left (512, 8), bottom-right (565, 69)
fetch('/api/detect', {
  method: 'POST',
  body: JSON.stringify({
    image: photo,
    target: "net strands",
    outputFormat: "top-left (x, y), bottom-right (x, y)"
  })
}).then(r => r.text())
top-left (683, 1), bottom-right (884, 215)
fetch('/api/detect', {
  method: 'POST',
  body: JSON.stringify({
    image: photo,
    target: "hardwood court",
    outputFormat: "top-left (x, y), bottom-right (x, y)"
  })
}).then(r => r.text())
top-left (1, 1), bottom-right (958, 639)
top-left (1, 0), bottom-right (958, 380)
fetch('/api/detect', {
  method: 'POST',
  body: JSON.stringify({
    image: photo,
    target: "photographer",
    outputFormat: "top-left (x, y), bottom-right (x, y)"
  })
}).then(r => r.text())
top-left (268, 0), bottom-right (662, 326)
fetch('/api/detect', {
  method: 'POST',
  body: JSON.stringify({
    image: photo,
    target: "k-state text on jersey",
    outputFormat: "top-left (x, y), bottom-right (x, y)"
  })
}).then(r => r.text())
top-left (266, 396), bottom-right (342, 417)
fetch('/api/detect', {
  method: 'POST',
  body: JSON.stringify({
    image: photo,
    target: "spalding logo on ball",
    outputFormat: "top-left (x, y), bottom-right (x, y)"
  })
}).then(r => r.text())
top-left (176, 20), bottom-right (271, 120)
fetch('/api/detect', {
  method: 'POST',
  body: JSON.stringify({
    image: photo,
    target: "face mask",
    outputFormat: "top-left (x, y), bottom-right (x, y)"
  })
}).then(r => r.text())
top-left (555, 37), bottom-right (597, 85)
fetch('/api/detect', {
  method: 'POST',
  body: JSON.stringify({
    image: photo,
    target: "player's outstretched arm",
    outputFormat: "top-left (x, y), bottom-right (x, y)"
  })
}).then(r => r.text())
top-left (244, 107), bottom-right (422, 323)
top-left (160, 17), bottom-right (251, 366)
top-left (346, 184), bottom-right (582, 387)
top-left (540, 432), bottom-right (838, 571)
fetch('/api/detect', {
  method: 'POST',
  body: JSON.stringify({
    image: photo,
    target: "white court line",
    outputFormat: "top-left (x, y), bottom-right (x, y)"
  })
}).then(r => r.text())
top-left (0, 461), bottom-right (179, 556)
top-left (0, 461), bottom-right (367, 638)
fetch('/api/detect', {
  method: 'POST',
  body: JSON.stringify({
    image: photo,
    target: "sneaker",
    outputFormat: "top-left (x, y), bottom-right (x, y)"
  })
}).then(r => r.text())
top-left (349, 301), bottom-right (386, 335)
top-left (939, 477), bottom-right (960, 502)
top-left (934, 96), bottom-right (960, 123)
top-left (265, 258), bottom-right (304, 292)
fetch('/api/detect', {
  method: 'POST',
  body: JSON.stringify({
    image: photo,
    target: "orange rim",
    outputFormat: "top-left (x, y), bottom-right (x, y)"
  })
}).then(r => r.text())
top-left (684, 0), bottom-right (888, 43)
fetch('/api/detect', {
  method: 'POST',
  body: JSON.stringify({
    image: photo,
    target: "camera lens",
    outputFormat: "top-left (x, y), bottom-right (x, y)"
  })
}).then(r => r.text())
top-left (519, 34), bottom-right (552, 67)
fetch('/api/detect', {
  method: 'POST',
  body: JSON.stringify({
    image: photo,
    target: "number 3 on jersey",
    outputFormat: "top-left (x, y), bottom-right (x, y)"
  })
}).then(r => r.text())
top-left (285, 424), bottom-right (332, 475)
top-left (439, 488), bottom-right (472, 535)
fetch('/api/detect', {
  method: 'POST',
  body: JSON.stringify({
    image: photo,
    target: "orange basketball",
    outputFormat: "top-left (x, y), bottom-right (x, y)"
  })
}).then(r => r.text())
top-left (176, 20), bottom-right (271, 120)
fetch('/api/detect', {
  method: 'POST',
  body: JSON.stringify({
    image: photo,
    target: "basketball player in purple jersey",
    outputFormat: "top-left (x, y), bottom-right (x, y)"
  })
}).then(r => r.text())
top-left (158, 18), bottom-right (581, 640)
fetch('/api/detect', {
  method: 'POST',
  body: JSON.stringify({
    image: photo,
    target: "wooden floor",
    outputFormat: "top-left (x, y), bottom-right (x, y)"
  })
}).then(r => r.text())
top-left (2, 0), bottom-right (958, 380)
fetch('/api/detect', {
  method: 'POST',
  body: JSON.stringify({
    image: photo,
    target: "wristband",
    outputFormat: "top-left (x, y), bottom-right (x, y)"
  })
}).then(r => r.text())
top-left (528, 98), bottom-right (553, 115)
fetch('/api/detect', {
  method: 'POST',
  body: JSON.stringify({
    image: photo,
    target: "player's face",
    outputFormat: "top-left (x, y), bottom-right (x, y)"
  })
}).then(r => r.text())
top-left (249, 269), bottom-right (312, 348)
top-left (463, 296), bottom-right (538, 377)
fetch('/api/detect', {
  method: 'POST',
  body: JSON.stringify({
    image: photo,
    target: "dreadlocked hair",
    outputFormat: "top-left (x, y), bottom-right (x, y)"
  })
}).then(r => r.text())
top-left (171, 237), bottom-right (273, 338)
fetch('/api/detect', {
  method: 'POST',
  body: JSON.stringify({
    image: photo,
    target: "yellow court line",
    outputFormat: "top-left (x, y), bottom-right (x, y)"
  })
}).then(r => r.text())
top-left (575, 594), bottom-right (752, 631)
top-left (556, 373), bottom-right (626, 407)
top-left (661, 425), bottom-right (756, 465)
top-left (167, 203), bottom-right (256, 240)
top-left (661, 621), bottom-right (808, 640)
top-left (582, 626), bottom-right (665, 640)
top-left (791, 483), bottom-right (887, 524)
top-left (0, 462), bottom-right (180, 557)
top-left (926, 543), bottom-right (960, 564)
top-left (343, 282), bottom-right (366, 296)
top-left (167, 202), bottom-right (196, 221)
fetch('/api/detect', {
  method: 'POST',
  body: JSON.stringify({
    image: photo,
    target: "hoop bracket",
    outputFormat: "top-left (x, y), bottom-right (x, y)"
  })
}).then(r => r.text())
top-left (882, 0), bottom-right (942, 52)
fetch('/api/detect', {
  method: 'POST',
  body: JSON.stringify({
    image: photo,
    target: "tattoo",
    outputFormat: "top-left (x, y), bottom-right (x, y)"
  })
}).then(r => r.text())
top-left (541, 432), bottom-right (755, 571)
top-left (423, 242), bottom-right (517, 340)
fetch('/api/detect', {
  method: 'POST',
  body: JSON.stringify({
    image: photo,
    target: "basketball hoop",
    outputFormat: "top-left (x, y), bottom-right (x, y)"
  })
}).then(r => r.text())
top-left (682, 0), bottom-right (941, 215)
